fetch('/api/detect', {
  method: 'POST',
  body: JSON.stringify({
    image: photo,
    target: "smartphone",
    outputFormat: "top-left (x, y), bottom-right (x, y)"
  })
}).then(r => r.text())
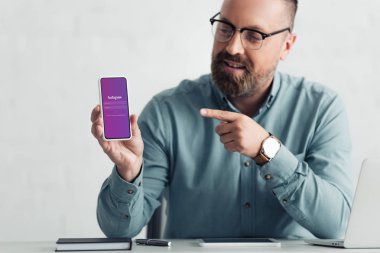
top-left (99, 77), bottom-right (132, 141)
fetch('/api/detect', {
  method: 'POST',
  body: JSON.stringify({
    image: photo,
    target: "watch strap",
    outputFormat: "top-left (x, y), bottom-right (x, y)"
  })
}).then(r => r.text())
top-left (254, 151), bottom-right (270, 165)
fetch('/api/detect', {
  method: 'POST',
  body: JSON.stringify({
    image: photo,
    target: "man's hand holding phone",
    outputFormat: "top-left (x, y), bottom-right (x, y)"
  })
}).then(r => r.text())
top-left (91, 105), bottom-right (144, 182)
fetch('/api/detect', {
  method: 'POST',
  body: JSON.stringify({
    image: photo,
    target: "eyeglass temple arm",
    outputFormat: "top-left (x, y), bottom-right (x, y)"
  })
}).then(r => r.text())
top-left (266, 28), bottom-right (291, 37)
top-left (210, 12), bottom-right (221, 22)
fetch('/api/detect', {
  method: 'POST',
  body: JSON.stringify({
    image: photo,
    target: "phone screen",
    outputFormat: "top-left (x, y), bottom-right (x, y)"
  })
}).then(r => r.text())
top-left (99, 77), bottom-right (131, 140)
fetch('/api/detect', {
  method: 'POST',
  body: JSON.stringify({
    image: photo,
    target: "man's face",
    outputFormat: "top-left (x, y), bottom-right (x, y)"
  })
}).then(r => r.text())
top-left (211, 0), bottom-right (295, 97)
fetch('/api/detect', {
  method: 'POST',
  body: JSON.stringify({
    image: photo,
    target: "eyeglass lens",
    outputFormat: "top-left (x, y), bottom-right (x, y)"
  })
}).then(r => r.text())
top-left (212, 21), bottom-right (263, 50)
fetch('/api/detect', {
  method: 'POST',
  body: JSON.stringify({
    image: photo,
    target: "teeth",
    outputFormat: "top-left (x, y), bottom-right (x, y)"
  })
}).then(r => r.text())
top-left (225, 61), bottom-right (245, 69)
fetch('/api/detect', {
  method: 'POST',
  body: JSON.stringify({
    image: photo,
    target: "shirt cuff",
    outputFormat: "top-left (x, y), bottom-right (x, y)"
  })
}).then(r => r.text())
top-left (109, 164), bottom-right (143, 202)
top-left (258, 145), bottom-right (299, 188)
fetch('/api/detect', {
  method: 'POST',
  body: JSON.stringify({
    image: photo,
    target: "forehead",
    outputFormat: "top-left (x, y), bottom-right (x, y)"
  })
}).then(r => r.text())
top-left (220, 0), bottom-right (289, 31)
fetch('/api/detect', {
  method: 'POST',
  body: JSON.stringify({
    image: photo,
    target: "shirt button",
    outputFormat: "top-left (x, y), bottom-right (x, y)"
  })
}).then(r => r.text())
top-left (282, 199), bottom-right (288, 204)
top-left (244, 202), bottom-right (251, 208)
top-left (244, 161), bottom-right (251, 167)
top-left (127, 189), bottom-right (134, 194)
top-left (264, 174), bottom-right (273, 181)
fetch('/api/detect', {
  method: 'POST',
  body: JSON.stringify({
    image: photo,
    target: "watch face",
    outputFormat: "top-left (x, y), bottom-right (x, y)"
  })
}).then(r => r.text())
top-left (263, 137), bottom-right (281, 158)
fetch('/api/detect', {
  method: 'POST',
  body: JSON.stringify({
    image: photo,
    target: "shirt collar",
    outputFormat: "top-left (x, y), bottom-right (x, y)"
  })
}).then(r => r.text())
top-left (210, 71), bottom-right (281, 112)
top-left (266, 71), bottom-right (281, 108)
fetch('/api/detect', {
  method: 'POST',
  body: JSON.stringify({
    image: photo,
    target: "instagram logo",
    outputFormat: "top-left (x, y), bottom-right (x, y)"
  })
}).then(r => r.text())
top-left (108, 96), bottom-right (122, 100)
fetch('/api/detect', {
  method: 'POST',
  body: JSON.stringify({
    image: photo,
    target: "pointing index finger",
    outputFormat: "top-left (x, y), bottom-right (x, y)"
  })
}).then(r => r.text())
top-left (200, 108), bottom-right (240, 122)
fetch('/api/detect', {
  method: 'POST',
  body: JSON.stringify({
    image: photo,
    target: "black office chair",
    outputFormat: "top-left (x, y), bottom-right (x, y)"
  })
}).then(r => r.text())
top-left (147, 195), bottom-right (167, 239)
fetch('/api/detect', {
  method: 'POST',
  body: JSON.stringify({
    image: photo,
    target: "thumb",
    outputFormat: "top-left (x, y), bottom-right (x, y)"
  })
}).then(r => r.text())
top-left (130, 114), bottom-right (141, 137)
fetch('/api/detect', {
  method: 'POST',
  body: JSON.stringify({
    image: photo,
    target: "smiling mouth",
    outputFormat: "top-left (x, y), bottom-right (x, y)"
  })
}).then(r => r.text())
top-left (224, 60), bottom-right (246, 70)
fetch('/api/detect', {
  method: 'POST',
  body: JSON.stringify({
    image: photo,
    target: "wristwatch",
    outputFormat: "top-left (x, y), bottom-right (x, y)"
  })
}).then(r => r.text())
top-left (254, 133), bottom-right (281, 165)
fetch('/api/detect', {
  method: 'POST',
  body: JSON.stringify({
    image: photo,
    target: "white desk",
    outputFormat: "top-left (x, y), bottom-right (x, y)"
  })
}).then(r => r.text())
top-left (1, 240), bottom-right (380, 253)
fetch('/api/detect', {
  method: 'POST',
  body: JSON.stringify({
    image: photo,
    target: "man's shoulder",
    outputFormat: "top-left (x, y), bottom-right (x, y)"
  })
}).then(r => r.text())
top-left (279, 72), bottom-right (338, 100)
top-left (152, 74), bottom-right (212, 103)
top-left (139, 74), bottom-right (214, 130)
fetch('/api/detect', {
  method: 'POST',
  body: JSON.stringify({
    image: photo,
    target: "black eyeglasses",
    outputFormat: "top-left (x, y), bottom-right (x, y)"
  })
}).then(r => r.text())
top-left (210, 12), bottom-right (291, 50)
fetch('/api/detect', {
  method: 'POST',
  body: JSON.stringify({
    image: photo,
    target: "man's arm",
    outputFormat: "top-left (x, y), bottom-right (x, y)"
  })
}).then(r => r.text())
top-left (261, 95), bottom-right (352, 239)
top-left (97, 166), bottom-right (147, 237)
top-left (96, 98), bottom-right (169, 237)
top-left (201, 95), bottom-right (352, 239)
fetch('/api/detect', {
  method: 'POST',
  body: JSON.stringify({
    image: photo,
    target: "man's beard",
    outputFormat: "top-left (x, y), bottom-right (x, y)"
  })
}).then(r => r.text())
top-left (211, 51), bottom-right (276, 98)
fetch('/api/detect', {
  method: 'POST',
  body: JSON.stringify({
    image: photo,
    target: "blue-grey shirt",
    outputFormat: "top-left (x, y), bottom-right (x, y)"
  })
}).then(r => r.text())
top-left (97, 72), bottom-right (353, 239)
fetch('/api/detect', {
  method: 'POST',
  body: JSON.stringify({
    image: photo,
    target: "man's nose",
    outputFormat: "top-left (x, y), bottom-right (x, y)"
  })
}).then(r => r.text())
top-left (225, 32), bottom-right (245, 56)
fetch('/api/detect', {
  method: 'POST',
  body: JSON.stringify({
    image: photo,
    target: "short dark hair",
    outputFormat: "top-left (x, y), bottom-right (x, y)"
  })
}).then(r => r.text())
top-left (283, 0), bottom-right (298, 30)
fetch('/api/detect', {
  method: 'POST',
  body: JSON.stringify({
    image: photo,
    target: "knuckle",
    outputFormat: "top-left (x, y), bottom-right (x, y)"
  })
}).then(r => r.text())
top-left (95, 125), bottom-right (102, 137)
top-left (239, 117), bottom-right (248, 125)
top-left (103, 144), bottom-right (112, 154)
top-left (228, 142), bottom-right (236, 148)
top-left (218, 111), bottom-right (226, 119)
top-left (235, 142), bottom-right (243, 150)
top-left (235, 123), bottom-right (243, 131)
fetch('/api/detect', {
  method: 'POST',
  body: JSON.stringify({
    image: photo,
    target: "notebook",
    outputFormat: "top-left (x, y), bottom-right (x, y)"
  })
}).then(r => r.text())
top-left (55, 237), bottom-right (132, 251)
top-left (305, 159), bottom-right (380, 248)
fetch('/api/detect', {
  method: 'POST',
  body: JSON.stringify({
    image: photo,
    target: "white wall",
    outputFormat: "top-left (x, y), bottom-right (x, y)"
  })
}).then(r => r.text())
top-left (0, 0), bottom-right (379, 241)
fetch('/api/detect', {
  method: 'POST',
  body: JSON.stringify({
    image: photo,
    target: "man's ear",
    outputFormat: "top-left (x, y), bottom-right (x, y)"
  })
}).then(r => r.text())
top-left (280, 33), bottom-right (297, 61)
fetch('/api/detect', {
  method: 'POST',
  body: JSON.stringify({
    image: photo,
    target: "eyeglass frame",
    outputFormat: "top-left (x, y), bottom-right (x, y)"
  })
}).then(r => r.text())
top-left (209, 12), bottom-right (291, 50)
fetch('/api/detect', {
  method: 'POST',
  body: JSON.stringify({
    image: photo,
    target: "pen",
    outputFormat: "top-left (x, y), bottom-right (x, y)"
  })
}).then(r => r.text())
top-left (135, 239), bottom-right (172, 247)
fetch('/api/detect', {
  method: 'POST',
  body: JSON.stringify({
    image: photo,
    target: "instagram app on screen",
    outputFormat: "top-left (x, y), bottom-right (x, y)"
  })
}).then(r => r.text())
top-left (99, 77), bottom-right (132, 140)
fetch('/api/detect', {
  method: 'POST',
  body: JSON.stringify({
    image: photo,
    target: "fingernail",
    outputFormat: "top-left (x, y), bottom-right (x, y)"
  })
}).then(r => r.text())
top-left (200, 109), bottom-right (206, 116)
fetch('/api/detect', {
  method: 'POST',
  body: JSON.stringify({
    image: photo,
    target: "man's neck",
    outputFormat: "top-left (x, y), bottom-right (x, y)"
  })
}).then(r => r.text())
top-left (229, 79), bottom-right (273, 117)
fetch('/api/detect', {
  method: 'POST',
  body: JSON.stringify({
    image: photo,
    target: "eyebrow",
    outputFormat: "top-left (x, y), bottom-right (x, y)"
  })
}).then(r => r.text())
top-left (219, 14), bottom-right (267, 32)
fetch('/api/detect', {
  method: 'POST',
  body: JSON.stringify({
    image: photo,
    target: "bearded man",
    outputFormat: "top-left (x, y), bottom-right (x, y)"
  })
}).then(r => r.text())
top-left (91, 0), bottom-right (352, 239)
